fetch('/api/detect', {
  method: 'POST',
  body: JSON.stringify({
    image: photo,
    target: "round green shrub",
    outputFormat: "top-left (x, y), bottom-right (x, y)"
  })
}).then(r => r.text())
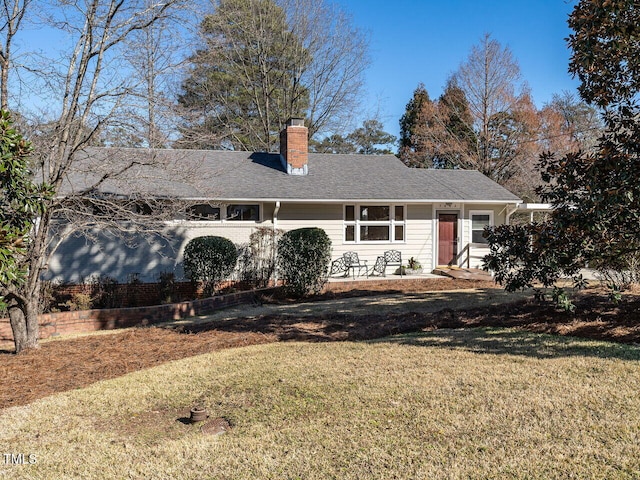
top-left (277, 227), bottom-right (331, 297)
top-left (183, 236), bottom-right (238, 296)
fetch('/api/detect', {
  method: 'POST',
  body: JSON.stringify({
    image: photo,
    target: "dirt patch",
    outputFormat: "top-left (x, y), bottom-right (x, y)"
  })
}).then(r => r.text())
top-left (1, 279), bottom-right (638, 410)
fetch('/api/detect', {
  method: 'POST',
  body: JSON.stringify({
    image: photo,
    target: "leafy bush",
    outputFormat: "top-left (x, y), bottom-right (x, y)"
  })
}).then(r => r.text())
top-left (62, 293), bottom-right (93, 311)
top-left (89, 275), bottom-right (120, 309)
top-left (183, 236), bottom-right (238, 296)
top-left (277, 227), bottom-right (331, 297)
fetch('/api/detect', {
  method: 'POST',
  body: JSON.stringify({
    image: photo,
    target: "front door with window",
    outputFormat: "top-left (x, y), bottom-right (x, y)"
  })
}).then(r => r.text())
top-left (438, 213), bottom-right (458, 266)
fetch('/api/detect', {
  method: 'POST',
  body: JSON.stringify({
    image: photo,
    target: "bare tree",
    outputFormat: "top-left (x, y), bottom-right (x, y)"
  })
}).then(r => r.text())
top-left (3, 0), bottom-right (188, 353)
top-left (449, 33), bottom-right (532, 182)
top-left (0, 0), bottom-right (29, 110)
top-left (122, 0), bottom-right (193, 147)
top-left (285, 0), bottom-right (369, 138)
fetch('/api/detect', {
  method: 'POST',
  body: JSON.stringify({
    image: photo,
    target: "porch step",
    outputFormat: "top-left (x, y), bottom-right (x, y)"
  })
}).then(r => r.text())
top-left (432, 267), bottom-right (494, 281)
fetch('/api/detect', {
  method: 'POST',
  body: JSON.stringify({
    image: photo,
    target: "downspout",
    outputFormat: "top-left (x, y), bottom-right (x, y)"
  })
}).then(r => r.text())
top-left (505, 204), bottom-right (519, 225)
top-left (273, 201), bottom-right (281, 229)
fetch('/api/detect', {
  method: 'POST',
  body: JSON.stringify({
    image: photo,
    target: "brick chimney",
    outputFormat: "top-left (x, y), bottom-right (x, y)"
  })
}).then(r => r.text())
top-left (279, 118), bottom-right (308, 175)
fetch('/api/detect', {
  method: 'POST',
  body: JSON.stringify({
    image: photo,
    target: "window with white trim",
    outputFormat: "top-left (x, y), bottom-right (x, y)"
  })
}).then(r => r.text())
top-left (344, 204), bottom-right (405, 243)
top-left (470, 211), bottom-right (494, 244)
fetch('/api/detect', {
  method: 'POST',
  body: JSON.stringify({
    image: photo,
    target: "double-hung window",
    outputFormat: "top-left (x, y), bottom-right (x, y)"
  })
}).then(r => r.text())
top-left (470, 211), bottom-right (494, 244)
top-left (344, 204), bottom-right (405, 243)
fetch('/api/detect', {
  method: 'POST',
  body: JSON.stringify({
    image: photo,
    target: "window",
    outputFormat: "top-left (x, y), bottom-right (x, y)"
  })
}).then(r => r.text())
top-left (226, 204), bottom-right (259, 221)
top-left (187, 204), bottom-right (220, 221)
top-left (344, 204), bottom-right (405, 243)
top-left (135, 202), bottom-right (153, 216)
top-left (470, 211), bottom-right (493, 244)
top-left (360, 205), bottom-right (389, 221)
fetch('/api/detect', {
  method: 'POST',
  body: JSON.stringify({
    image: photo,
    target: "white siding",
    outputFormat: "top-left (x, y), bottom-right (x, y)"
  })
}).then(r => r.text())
top-left (276, 203), bottom-right (435, 272)
top-left (47, 200), bottom-right (512, 282)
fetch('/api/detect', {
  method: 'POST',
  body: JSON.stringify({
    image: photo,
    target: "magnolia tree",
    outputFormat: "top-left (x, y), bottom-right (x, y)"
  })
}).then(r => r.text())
top-left (484, 0), bottom-right (640, 306)
top-left (0, 111), bottom-right (52, 350)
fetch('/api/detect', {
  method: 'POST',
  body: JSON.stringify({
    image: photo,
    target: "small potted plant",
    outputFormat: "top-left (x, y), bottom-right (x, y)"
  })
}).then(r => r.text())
top-left (396, 257), bottom-right (423, 275)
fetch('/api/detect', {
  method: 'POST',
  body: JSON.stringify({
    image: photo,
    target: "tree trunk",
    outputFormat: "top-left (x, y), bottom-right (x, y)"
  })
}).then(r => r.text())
top-left (8, 296), bottom-right (39, 353)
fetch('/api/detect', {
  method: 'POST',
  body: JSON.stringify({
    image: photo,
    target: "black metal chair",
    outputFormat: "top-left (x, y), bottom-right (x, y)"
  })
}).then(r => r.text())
top-left (369, 256), bottom-right (387, 277)
top-left (329, 257), bottom-right (348, 277)
top-left (384, 250), bottom-right (403, 276)
top-left (343, 251), bottom-right (368, 279)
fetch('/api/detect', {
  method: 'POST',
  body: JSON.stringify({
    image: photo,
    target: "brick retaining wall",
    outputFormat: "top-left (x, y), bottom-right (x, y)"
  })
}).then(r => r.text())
top-left (0, 287), bottom-right (279, 342)
top-left (0, 277), bottom-right (449, 343)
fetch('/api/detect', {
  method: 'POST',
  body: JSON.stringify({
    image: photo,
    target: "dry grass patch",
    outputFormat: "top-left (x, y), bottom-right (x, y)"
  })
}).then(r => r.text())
top-left (1, 328), bottom-right (640, 479)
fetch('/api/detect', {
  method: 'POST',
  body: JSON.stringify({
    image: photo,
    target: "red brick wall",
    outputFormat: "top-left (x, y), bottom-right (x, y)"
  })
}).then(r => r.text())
top-left (51, 281), bottom-right (200, 309)
top-left (0, 287), bottom-right (280, 342)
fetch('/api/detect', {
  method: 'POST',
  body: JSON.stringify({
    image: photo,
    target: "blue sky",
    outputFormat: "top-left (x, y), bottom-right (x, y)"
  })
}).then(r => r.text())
top-left (17, 0), bottom-right (579, 142)
top-left (333, 0), bottom-right (580, 138)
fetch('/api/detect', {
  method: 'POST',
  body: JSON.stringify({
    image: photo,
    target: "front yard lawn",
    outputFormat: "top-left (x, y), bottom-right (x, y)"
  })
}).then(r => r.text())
top-left (1, 329), bottom-right (639, 479)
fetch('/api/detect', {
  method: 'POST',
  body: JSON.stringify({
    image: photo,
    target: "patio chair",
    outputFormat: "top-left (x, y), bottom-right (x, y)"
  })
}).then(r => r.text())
top-left (330, 257), bottom-right (349, 277)
top-left (343, 251), bottom-right (368, 279)
top-left (384, 250), bottom-right (403, 277)
top-left (369, 256), bottom-right (387, 277)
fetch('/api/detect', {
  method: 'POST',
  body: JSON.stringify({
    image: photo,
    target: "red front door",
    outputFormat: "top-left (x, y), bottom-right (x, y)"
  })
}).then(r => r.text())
top-left (438, 214), bottom-right (458, 266)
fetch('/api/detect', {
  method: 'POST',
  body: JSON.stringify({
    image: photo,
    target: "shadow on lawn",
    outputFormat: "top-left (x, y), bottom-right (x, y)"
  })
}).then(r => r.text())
top-left (172, 291), bottom-right (640, 361)
top-left (378, 327), bottom-right (640, 361)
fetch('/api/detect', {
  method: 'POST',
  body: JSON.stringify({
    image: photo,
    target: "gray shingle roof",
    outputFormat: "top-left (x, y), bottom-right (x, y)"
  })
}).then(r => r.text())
top-left (61, 147), bottom-right (521, 203)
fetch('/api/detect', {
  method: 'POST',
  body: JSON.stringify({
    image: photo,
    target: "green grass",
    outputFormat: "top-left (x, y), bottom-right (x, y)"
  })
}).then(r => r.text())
top-left (2, 328), bottom-right (640, 479)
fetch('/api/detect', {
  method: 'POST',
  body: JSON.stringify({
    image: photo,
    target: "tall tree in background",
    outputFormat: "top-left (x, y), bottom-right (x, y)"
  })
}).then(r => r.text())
top-left (123, 0), bottom-right (190, 148)
top-left (346, 119), bottom-right (396, 155)
top-left (177, 0), bottom-right (369, 151)
top-left (399, 81), bottom-right (477, 169)
top-left (398, 83), bottom-right (432, 166)
top-left (312, 119), bottom-right (396, 154)
top-left (449, 34), bottom-right (533, 182)
top-left (436, 81), bottom-right (477, 168)
top-left (485, 92), bottom-right (540, 187)
top-left (177, 0), bottom-right (310, 151)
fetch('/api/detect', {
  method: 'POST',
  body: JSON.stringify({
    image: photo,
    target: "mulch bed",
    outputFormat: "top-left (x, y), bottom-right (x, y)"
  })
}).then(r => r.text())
top-left (2, 280), bottom-right (639, 410)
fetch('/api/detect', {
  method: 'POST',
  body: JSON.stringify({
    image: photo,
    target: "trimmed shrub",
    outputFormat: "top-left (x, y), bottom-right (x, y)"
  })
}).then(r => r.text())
top-left (277, 227), bottom-right (331, 297)
top-left (183, 236), bottom-right (238, 296)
